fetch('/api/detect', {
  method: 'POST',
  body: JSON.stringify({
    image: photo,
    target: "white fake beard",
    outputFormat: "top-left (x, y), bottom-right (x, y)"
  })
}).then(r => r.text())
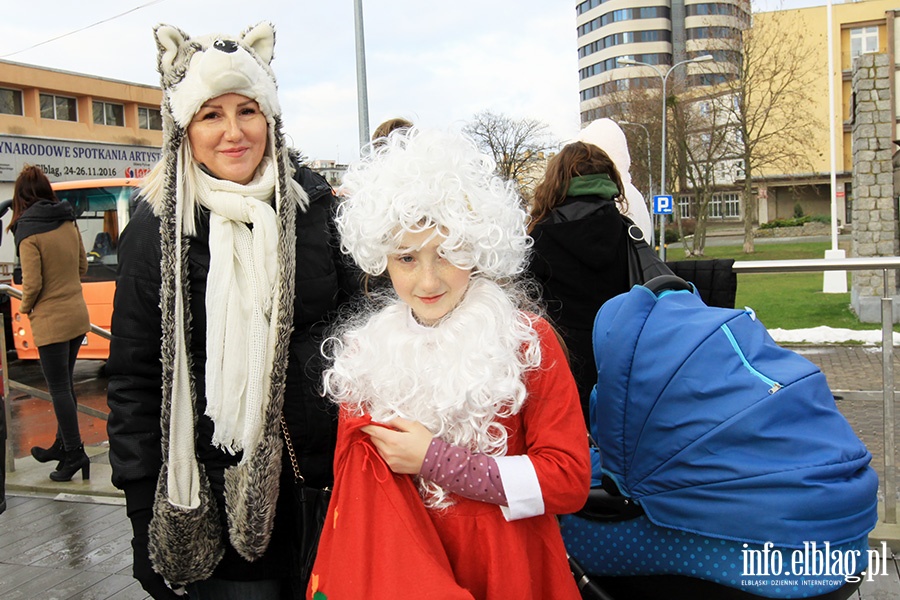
top-left (323, 278), bottom-right (542, 508)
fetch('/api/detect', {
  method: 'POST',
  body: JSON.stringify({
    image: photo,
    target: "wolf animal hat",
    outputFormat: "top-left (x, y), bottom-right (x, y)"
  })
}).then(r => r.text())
top-left (155, 22), bottom-right (281, 128)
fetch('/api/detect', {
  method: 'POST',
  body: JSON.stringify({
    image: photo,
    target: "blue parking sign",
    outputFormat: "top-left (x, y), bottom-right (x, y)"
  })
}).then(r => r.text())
top-left (653, 195), bottom-right (674, 215)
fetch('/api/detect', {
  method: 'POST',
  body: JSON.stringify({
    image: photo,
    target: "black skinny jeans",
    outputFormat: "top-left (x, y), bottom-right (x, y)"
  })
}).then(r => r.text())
top-left (37, 335), bottom-right (85, 450)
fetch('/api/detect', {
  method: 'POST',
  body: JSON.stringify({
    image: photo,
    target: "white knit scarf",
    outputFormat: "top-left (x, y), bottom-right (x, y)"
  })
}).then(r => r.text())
top-left (168, 157), bottom-right (279, 508)
top-left (197, 158), bottom-right (280, 455)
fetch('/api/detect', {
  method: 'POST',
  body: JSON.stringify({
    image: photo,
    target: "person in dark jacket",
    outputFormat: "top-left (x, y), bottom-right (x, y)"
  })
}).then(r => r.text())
top-left (527, 142), bottom-right (631, 425)
top-left (106, 23), bottom-right (355, 600)
top-left (9, 165), bottom-right (92, 482)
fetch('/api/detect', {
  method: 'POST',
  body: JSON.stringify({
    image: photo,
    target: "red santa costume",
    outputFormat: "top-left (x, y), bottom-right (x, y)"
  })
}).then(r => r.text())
top-left (307, 128), bottom-right (591, 600)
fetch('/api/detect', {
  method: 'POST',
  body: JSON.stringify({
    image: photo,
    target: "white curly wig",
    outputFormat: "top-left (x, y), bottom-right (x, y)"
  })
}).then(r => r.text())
top-left (336, 127), bottom-right (531, 278)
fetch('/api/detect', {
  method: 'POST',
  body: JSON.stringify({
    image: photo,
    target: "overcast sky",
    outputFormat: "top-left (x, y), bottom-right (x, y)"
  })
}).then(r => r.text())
top-left (1, 0), bottom-right (829, 164)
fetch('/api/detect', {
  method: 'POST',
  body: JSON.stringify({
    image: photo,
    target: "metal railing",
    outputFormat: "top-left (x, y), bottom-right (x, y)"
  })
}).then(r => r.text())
top-left (1, 261), bottom-right (897, 522)
top-left (0, 284), bottom-right (111, 341)
top-left (0, 284), bottom-right (111, 475)
top-left (732, 256), bottom-right (900, 525)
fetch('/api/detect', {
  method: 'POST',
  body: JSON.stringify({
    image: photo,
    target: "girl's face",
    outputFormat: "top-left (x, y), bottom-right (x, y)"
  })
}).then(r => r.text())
top-left (187, 93), bottom-right (267, 184)
top-left (386, 228), bottom-right (471, 326)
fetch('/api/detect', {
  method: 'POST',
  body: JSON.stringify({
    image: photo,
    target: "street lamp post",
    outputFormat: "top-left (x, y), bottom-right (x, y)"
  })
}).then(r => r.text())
top-left (353, 0), bottom-right (370, 151)
top-left (620, 121), bottom-right (654, 246)
top-left (617, 55), bottom-right (713, 260)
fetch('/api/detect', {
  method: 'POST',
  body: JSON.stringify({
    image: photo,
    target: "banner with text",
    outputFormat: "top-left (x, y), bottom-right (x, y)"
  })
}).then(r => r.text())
top-left (0, 134), bottom-right (161, 183)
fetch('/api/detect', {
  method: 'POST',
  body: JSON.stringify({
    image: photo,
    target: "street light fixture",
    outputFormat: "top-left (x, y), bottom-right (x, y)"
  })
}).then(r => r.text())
top-left (617, 54), bottom-right (714, 259)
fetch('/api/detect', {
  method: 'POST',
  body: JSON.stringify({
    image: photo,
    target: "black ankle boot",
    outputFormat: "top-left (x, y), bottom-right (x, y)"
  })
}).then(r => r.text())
top-left (31, 437), bottom-right (65, 464)
top-left (49, 445), bottom-right (91, 482)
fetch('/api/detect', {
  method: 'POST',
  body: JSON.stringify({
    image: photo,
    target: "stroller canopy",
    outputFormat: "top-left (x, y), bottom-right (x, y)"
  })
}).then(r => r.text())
top-left (590, 285), bottom-right (878, 547)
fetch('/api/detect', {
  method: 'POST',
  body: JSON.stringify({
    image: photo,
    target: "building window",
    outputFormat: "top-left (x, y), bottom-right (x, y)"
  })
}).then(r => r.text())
top-left (93, 101), bottom-right (125, 126)
top-left (687, 3), bottom-right (737, 17)
top-left (0, 88), bottom-right (23, 116)
top-left (581, 53), bottom-right (671, 80)
top-left (688, 49), bottom-right (742, 65)
top-left (692, 73), bottom-right (731, 86)
top-left (138, 106), bottom-right (163, 130)
top-left (40, 93), bottom-right (77, 121)
top-left (576, 0), bottom-right (605, 15)
top-left (709, 197), bottom-right (722, 218)
top-left (578, 30), bottom-right (672, 59)
top-left (577, 6), bottom-right (671, 36)
top-left (850, 26), bottom-right (878, 59)
top-left (686, 26), bottom-right (742, 41)
top-left (721, 192), bottom-right (741, 218)
top-left (678, 195), bottom-right (693, 219)
top-left (844, 182), bottom-right (853, 225)
top-left (580, 75), bottom-right (659, 102)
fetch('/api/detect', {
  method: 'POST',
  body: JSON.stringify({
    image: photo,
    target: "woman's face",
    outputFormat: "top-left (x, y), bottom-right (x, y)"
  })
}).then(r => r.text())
top-left (187, 93), bottom-right (267, 184)
top-left (386, 228), bottom-right (471, 326)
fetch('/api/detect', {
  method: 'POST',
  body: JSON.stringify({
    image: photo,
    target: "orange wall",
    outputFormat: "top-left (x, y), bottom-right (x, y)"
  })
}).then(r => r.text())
top-left (0, 59), bottom-right (162, 147)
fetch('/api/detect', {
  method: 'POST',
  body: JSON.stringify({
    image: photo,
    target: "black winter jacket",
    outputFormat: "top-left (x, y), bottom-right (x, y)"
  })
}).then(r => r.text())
top-left (106, 167), bottom-right (356, 587)
top-left (527, 196), bottom-right (630, 425)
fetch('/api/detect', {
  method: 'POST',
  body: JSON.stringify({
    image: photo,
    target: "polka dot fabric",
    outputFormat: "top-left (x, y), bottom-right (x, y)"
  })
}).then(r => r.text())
top-left (420, 437), bottom-right (507, 504)
top-left (560, 513), bottom-right (867, 598)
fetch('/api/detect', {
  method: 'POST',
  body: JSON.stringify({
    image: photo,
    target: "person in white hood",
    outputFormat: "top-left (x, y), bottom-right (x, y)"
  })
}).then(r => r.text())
top-left (576, 118), bottom-right (654, 244)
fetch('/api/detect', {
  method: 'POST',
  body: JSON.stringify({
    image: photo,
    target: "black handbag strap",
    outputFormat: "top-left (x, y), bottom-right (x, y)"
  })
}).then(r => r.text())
top-left (622, 215), bottom-right (674, 287)
top-left (280, 416), bottom-right (305, 484)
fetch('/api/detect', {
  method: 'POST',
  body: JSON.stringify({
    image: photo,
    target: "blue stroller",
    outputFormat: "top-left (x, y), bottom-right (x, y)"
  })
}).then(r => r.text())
top-left (561, 276), bottom-right (879, 599)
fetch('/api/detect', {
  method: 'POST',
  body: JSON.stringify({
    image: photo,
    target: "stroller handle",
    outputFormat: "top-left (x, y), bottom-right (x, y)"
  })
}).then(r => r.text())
top-left (644, 274), bottom-right (694, 296)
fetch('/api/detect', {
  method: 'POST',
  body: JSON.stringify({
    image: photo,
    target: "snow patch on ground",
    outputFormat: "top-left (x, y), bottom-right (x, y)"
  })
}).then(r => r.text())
top-left (768, 326), bottom-right (900, 345)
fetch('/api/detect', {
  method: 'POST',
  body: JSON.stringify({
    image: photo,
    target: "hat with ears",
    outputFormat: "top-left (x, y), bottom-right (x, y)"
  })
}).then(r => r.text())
top-left (155, 22), bottom-right (281, 127)
top-left (144, 22), bottom-right (300, 227)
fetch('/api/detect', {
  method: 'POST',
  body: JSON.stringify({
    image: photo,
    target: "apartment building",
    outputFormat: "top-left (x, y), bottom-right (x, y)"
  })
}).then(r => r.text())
top-left (0, 59), bottom-right (163, 201)
top-left (577, 0), bottom-right (749, 124)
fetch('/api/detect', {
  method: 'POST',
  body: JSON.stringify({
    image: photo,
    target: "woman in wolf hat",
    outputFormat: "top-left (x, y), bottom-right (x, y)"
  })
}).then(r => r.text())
top-left (106, 22), bottom-right (355, 599)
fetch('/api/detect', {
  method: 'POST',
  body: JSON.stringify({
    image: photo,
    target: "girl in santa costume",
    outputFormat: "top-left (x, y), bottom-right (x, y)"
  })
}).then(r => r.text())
top-left (308, 127), bottom-right (591, 600)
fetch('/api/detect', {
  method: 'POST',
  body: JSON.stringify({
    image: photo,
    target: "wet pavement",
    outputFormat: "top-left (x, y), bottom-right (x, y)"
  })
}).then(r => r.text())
top-left (2, 347), bottom-right (900, 598)
top-left (2, 345), bottom-right (900, 506)
top-left (4, 357), bottom-right (118, 499)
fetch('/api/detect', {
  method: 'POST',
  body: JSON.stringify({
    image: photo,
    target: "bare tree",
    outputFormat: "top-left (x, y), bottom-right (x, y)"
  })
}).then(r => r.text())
top-left (464, 111), bottom-right (557, 198)
top-left (669, 89), bottom-right (741, 256)
top-left (614, 86), bottom-right (662, 198)
top-left (723, 10), bottom-right (823, 253)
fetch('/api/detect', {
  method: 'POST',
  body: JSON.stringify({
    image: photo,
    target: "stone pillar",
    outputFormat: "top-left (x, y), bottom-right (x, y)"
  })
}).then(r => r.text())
top-left (850, 53), bottom-right (899, 322)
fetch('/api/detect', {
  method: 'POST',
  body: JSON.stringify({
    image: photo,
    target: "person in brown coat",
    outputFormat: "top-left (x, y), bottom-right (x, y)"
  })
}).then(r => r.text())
top-left (8, 164), bottom-right (91, 482)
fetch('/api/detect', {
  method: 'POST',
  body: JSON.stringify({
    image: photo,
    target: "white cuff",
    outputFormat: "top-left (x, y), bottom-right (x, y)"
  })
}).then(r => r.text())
top-left (495, 455), bottom-right (544, 521)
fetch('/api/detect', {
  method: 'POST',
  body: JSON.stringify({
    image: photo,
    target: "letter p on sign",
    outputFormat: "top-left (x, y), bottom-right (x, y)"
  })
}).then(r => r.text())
top-left (653, 195), bottom-right (674, 215)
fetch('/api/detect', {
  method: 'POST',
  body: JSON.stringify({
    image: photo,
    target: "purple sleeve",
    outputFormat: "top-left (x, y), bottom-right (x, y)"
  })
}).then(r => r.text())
top-left (419, 437), bottom-right (507, 505)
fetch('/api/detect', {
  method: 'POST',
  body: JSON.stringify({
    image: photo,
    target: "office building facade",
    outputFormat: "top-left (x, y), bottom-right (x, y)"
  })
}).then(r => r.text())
top-left (577, 0), bottom-right (749, 124)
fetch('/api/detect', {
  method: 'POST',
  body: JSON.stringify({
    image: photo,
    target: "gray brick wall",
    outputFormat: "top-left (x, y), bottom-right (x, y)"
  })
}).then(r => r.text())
top-left (851, 53), bottom-right (900, 322)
